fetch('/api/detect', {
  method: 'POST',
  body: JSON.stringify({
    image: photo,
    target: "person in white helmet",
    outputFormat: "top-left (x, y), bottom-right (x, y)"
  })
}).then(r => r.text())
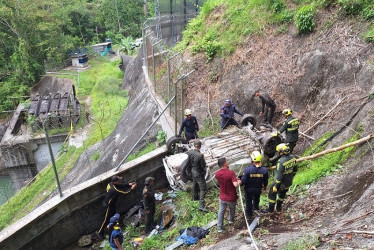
top-left (178, 109), bottom-right (199, 142)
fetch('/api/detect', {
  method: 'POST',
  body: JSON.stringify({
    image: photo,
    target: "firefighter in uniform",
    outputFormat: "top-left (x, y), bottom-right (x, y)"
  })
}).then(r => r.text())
top-left (189, 139), bottom-right (208, 212)
top-left (274, 108), bottom-right (299, 153)
top-left (96, 176), bottom-right (137, 239)
top-left (240, 151), bottom-right (268, 217)
top-left (143, 177), bottom-right (155, 235)
top-left (255, 90), bottom-right (276, 124)
top-left (220, 99), bottom-right (244, 129)
top-left (178, 109), bottom-right (199, 142)
top-left (262, 143), bottom-right (298, 213)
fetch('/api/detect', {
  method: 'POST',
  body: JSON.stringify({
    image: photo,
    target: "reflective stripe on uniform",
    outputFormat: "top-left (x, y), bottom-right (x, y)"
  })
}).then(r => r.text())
top-left (269, 199), bottom-right (276, 204)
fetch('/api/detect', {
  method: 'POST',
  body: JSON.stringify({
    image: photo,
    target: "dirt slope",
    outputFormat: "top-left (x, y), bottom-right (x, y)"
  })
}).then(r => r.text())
top-left (181, 7), bottom-right (374, 249)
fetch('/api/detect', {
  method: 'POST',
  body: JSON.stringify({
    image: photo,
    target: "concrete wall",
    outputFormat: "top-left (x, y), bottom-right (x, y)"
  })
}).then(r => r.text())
top-left (0, 146), bottom-right (169, 250)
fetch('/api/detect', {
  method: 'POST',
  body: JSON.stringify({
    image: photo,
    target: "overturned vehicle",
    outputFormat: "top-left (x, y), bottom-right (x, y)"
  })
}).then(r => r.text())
top-left (163, 115), bottom-right (282, 190)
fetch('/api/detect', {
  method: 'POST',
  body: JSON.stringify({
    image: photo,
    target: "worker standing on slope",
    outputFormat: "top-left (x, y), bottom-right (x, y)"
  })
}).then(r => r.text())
top-left (262, 143), bottom-right (297, 213)
top-left (189, 140), bottom-right (209, 212)
top-left (178, 109), bottom-right (199, 142)
top-left (220, 99), bottom-right (243, 129)
top-left (96, 176), bottom-right (137, 239)
top-left (239, 151), bottom-right (268, 218)
top-left (254, 90), bottom-right (276, 125)
top-left (274, 108), bottom-right (299, 153)
top-left (215, 157), bottom-right (239, 233)
top-left (143, 177), bottom-right (156, 235)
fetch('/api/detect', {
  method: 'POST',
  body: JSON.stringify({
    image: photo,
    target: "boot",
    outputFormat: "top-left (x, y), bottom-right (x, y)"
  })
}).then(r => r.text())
top-left (261, 204), bottom-right (275, 214)
top-left (276, 201), bottom-right (283, 212)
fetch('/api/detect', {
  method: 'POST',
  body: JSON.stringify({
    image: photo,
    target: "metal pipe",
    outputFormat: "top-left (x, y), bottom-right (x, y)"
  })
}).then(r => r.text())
top-left (115, 96), bottom-right (176, 171)
top-left (43, 120), bottom-right (63, 197)
top-left (167, 58), bottom-right (171, 115)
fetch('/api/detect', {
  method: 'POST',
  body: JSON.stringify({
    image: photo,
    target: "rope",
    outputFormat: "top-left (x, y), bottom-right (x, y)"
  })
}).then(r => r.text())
top-left (238, 184), bottom-right (259, 250)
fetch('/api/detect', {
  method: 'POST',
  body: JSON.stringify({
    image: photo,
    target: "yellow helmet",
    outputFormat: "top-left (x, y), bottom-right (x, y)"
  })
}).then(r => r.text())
top-left (276, 143), bottom-right (290, 154)
top-left (184, 109), bottom-right (192, 116)
top-left (250, 151), bottom-right (262, 162)
top-left (282, 108), bottom-right (292, 116)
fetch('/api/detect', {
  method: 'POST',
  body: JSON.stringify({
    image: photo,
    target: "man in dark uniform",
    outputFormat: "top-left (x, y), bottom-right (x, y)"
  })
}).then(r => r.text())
top-left (277, 108), bottom-right (299, 153)
top-left (255, 90), bottom-right (276, 124)
top-left (96, 176), bottom-right (137, 239)
top-left (239, 151), bottom-right (268, 218)
top-left (262, 143), bottom-right (298, 213)
top-left (189, 139), bottom-right (208, 212)
top-left (178, 109), bottom-right (199, 142)
top-left (143, 176), bottom-right (155, 235)
top-left (219, 99), bottom-right (243, 129)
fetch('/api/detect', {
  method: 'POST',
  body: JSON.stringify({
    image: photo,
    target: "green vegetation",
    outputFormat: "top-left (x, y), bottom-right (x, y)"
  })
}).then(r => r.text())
top-left (293, 130), bottom-right (361, 186)
top-left (176, 0), bottom-right (374, 60)
top-left (294, 4), bottom-right (316, 34)
top-left (0, 57), bottom-right (127, 230)
top-left (126, 143), bottom-right (157, 162)
top-left (156, 130), bottom-right (167, 145)
top-left (0, 0), bottom-right (153, 113)
top-left (283, 232), bottom-right (320, 250)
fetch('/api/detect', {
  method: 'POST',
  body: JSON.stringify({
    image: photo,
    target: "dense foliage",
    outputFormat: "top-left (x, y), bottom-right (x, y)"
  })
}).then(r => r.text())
top-left (0, 0), bottom-right (151, 112)
top-left (176, 0), bottom-right (374, 59)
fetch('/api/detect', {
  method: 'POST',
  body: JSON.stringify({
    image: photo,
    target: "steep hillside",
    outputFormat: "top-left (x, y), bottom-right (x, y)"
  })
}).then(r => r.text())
top-left (174, 2), bottom-right (374, 249)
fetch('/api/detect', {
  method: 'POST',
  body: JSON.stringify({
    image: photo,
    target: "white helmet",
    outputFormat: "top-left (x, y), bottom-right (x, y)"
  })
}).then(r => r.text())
top-left (184, 109), bottom-right (192, 116)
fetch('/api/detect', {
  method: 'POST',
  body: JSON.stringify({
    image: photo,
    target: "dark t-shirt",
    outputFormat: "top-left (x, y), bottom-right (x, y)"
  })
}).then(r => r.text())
top-left (215, 168), bottom-right (238, 202)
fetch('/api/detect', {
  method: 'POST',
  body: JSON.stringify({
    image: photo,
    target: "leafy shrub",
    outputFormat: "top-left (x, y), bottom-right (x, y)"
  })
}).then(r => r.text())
top-left (272, 0), bottom-right (286, 13)
top-left (294, 5), bottom-right (316, 34)
top-left (338, 0), bottom-right (365, 15)
top-left (156, 130), bottom-right (166, 144)
top-left (361, 4), bottom-right (374, 19)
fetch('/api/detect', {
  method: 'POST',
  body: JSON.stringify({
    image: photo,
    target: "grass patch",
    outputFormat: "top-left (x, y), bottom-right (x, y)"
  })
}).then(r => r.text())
top-left (293, 130), bottom-right (362, 186)
top-left (126, 143), bottom-right (157, 162)
top-left (283, 232), bottom-right (320, 250)
top-left (0, 56), bottom-right (128, 231)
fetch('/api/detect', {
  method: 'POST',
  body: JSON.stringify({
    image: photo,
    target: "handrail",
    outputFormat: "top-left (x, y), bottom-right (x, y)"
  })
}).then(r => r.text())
top-left (114, 95), bottom-right (176, 171)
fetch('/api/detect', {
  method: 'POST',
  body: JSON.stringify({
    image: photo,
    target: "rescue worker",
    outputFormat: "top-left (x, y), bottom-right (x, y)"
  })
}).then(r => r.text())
top-left (239, 151), bottom-right (268, 218)
top-left (274, 108), bottom-right (299, 153)
top-left (254, 90), bottom-right (276, 124)
top-left (219, 99), bottom-right (243, 129)
top-left (262, 143), bottom-right (297, 213)
top-left (215, 157), bottom-right (239, 233)
top-left (178, 109), bottom-right (199, 142)
top-left (189, 139), bottom-right (208, 212)
top-left (96, 176), bottom-right (137, 239)
top-left (108, 213), bottom-right (124, 250)
top-left (143, 176), bottom-right (155, 235)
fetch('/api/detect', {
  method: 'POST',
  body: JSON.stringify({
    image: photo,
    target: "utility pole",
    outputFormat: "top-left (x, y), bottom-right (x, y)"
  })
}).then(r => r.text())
top-left (42, 115), bottom-right (63, 197)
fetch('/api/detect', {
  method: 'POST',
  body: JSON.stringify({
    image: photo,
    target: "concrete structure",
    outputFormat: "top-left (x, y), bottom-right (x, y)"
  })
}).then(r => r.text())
top-left (71, 53), bottom-right (88, 68)
top-left (0, 146), bottom-right (168, 250)
top-left (0, 104), bottom-right (67, 190)
top-left (92, 42), bottom-right (112, 54)
top-left (0, 76), bottom-right (79, 191)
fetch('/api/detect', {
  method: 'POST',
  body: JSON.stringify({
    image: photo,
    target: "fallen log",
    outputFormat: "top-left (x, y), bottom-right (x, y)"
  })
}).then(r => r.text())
top-left (296, 134), bottom-right (373, 162)
top-left (267, 134), bottom-right (373, 170)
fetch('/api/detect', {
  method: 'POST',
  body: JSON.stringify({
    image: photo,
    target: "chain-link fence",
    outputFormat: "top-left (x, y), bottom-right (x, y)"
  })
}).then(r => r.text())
top-left (143, 9), bottom-right (203, 130)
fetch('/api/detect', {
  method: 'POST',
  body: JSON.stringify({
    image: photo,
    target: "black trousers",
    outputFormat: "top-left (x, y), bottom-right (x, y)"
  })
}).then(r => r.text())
top-left (268, 183), bottom-right (289, 209)
top-left (244, 189), bottom-right (261, 216)
top-left (191, 169), bottom-right (207, 208)
top-left (145, 206), bottom-right (155, 233)
top-left (97, 203), bottom-right (116, 236)
top-left (263, 105), bottom-right (276, 124)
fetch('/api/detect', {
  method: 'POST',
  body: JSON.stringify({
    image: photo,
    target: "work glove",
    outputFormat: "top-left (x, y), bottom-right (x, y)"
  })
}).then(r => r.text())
top-left (272, 186), bottom-right (277, 193)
